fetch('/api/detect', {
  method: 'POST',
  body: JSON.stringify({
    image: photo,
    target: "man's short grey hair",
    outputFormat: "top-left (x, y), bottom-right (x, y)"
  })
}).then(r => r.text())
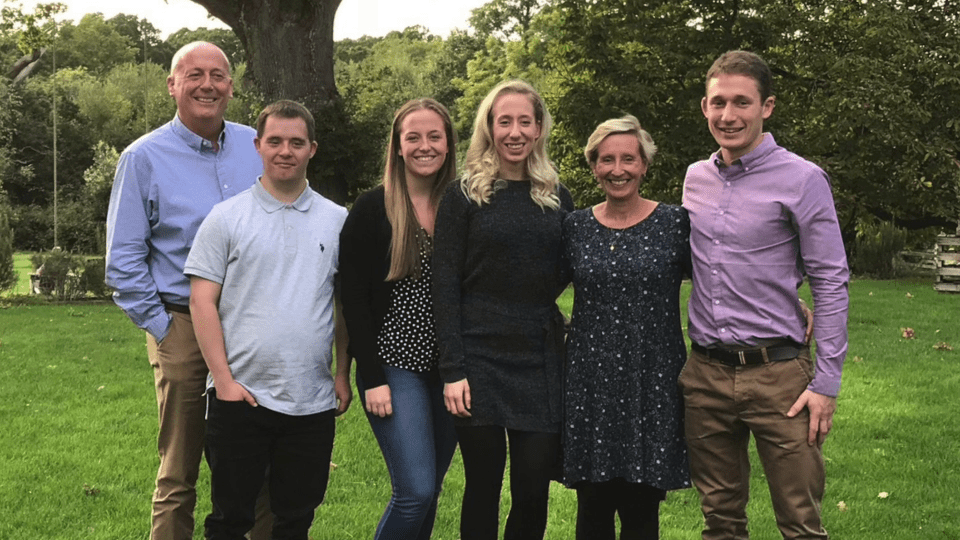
top-left (169, 41), bottom-right (231, 77)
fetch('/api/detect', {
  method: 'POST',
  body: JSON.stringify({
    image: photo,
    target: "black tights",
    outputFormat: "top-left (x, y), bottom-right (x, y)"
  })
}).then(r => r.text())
top-left (575, 479), bottom-right (664, 540)
top-left (455, 425), bottom-right (561, 540)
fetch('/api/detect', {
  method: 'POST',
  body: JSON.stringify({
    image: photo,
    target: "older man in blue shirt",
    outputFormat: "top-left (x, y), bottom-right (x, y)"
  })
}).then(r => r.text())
top-left (105, 42), bottom-right (263, 540)
top-left (681, 51), bottom-right (849, 539)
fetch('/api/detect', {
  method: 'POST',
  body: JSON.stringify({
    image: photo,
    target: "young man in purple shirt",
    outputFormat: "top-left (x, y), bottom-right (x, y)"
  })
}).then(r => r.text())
top-left (680, 50), bottom-right (849, 539)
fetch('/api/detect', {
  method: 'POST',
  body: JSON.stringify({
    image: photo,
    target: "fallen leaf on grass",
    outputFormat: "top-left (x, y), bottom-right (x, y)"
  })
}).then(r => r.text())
top-left (83, 483), bottom-right (100, 497)
top-left (837, 501), bottom-right (848, 512)
top-left (868, 292), bottom-right (874, 296)
top-left (851, 356), bottom-right (864, 363)
top-left (878, 492), bottom-right (889, 499)
top-left (905, 292), bottom-right (914, 298)
top-left (933, 342), bottom-right (953, 351)
top-left (329, 462), bottom-right (338, 470)
top-left (97, 385), bottom-right (105, 391)
top-left (901, 328), bottom-right (915, 339)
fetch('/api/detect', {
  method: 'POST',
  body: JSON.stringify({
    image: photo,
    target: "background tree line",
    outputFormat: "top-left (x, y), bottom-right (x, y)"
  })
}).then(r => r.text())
top-left (0, 0), bottom-right (957, 274)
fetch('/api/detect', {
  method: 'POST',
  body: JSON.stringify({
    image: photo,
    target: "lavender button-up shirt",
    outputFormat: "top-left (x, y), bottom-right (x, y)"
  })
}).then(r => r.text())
top-left (682, 134), bottom-right (849, 396)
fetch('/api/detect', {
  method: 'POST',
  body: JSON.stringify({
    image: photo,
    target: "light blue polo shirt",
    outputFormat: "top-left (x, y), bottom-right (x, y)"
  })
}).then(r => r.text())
top-left (185, 179), bottom-right (347, 416)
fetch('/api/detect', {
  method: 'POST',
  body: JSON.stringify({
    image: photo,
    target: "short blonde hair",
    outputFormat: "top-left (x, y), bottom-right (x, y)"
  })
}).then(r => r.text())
top-left (461, 80), bottom-right (560, 210)
top-left (584, 115), bottom-right (657, 167)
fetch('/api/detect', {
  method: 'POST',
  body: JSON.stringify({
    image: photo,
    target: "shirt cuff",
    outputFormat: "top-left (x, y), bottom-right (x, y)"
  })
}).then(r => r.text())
top-left (806, 375), bottom-right (840, 398)
top-left (146, 312), bottom-right (173, 343)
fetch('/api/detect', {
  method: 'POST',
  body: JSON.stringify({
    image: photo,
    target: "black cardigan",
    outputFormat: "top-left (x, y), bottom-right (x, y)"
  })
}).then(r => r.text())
top-left (338, 186), bottom-right (396, 389)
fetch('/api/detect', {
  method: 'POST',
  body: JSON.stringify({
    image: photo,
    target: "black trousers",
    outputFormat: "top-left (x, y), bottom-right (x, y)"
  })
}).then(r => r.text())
top-left (203, 392), bottom-right (335, 540)
top-left (455, 425), bottom-right (561, 540)
top-left (575, 478), bottom-right (664, 540)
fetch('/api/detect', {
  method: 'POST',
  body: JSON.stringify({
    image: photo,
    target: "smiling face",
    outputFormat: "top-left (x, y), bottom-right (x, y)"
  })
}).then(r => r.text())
top-left (167, 43), bottom-right (233, 139)
top-left (399, 108), bottom-right (449, 184)
top-left (702, 73), bottom-right (775, 164)
top-left (255, 115), bottom-right (317, 187)
top-left (491, 92), bottom-right (541, 180)
top-left (592, 133), bottom-right (648, 202)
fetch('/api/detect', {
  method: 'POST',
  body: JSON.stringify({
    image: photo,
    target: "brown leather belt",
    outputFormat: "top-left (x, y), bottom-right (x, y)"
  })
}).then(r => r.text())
top-left (691, 341), bottom-right (801, 366)
top-left (163, 302), bottom-right (190, 315)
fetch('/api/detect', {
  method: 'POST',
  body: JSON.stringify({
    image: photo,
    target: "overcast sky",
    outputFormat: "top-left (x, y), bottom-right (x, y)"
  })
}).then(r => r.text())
top-left (55, 0), bottom-right (490, 40)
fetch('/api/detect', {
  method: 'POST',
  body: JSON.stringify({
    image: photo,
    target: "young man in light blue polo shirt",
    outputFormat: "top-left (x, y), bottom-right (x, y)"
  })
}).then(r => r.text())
top-left (185, 100), bottom-right (352, 540)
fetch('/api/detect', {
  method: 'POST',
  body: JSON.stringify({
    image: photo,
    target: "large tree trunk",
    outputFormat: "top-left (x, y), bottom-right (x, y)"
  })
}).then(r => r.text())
top-left (188, 0), bottom-right (351, 204)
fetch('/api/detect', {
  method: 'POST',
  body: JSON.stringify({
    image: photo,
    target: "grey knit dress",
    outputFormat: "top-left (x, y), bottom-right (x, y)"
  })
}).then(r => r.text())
top-left (432, 180), bottom-right (574, 433)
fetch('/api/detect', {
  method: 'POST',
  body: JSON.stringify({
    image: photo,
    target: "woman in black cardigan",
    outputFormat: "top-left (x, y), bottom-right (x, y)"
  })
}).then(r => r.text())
top-left (339, 98), bottom-right (458, 540)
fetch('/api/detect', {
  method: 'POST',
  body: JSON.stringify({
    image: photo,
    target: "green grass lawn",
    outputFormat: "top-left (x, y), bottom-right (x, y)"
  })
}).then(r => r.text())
top-left (0, 277), bottom-right (957, 539)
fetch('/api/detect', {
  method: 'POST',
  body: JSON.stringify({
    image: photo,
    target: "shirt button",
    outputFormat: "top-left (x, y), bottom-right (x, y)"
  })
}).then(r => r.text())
top-left (720, 328), bottom-right (726, 333)
top-left (726, 182), bottom-right (731, 186)
top-left (714, 300), bottom-right (720, 305)
top-left (714, 240), bottom-right (720, 245)
top-left (712, 270), bottom-right (718, 275)
top-left (223, 184), bottom-right (228, 189)
top-left (719, 210), bottom-right (724, 215)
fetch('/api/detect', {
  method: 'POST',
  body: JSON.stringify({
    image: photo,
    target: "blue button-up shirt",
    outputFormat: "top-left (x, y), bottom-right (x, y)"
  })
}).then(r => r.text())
top-left (105, 115), bottom-right (262, 341)
top-left (683, 134), bottom-right (849, 396)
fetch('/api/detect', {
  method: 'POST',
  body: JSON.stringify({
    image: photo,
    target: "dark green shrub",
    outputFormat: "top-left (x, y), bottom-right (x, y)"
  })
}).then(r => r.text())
top-left (12, 204), bottom-right (52, 252)
top-left (851, 220), bottom-right (909, 279)
top-left (31, 248), bottom-right (83, 300)
top-left (30, 250), bottom-right (109, 300)
top-left (78, 257), bottom-right (108, 298)
top-left (0, 199), bottom-right (15, 292)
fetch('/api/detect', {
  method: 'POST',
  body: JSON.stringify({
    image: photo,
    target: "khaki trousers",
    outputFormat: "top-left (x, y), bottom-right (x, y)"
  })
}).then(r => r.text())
top-left (678, 347), bottom-right (828, 540)
top-left (146, 311), bottom-right (272, 540)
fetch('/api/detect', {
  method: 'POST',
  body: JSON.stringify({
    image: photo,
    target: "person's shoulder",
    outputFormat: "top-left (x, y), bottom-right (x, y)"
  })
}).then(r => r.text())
top-left (213, 186), bottom-right (256, 214)
top-left (765, 140), bottom-right (826, 177)
top-left (308, 189), bottom-right (348, 221)
top-left (657, 202), bottom-right (690, 224)
top-left (685, 156), bottom-right (716, 176)
top-left (351, 185), bottom-right (386, 212)
top-left (224, 120), bottom-right (255, 134)
top-left (121, 120), bottom-right (176, 156)
top-left (567, 206), bottom-right (593, 221)
top-left (440, 179), bottom-right (470, 207)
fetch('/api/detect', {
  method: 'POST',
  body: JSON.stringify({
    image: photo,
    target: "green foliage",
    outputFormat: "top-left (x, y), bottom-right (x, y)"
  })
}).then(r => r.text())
top-left (76, 255), bottom-right (106, 297)
top-left (166, 27), bottom-right (244, 68)
top-left (0, 1), bottom-right (64, 54)
top-left (10, 204), bottom-right (48, 251)
top-left (852, 219), bottom-right (910, 279)
top-left (29, 247), bottom-right (81, 299)
top-left (52, 13), bottom-right (137, 74)
top-left (469, 0), bottom-right (546, 41)
top-left (0, 198), bottom-right (15, 292)
top-left (105, 13), bottom-right (174, 68)
top-left (27, 248), bottom-right (105, 298)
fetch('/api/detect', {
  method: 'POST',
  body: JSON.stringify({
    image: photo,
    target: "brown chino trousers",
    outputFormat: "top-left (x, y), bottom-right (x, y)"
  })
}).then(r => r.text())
top-left (146, 310), bottom-right (272, 540)
top-left (678, 346), bottom-right (829, 540)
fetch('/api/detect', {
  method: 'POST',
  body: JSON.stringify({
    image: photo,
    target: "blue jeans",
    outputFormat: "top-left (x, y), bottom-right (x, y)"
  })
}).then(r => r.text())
top-left (357, 366), bottom-right (459, 540)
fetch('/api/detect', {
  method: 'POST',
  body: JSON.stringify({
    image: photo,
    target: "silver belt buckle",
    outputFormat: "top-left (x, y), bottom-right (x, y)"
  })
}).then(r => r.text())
top-left (738, 350), bottom-right (747, 365)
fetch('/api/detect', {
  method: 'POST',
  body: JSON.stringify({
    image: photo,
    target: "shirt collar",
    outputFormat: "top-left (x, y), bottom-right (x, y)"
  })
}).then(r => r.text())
top-left (712, 132), bottom-right (778, 170)
top-left (171, 115), bottom-right (226, 153)
top-left (252, 178), bottom-right (313, 213)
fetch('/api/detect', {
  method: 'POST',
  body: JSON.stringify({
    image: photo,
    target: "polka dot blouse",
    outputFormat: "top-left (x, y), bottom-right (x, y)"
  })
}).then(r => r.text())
top-left (377, 230), bottom-right (440, 372)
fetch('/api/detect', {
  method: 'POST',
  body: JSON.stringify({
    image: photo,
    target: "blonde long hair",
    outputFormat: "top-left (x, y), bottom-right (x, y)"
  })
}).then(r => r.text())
top-left (461, 80), bottom-right (560, 210)
top-left (383, 98), bottom-right (457, 281)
